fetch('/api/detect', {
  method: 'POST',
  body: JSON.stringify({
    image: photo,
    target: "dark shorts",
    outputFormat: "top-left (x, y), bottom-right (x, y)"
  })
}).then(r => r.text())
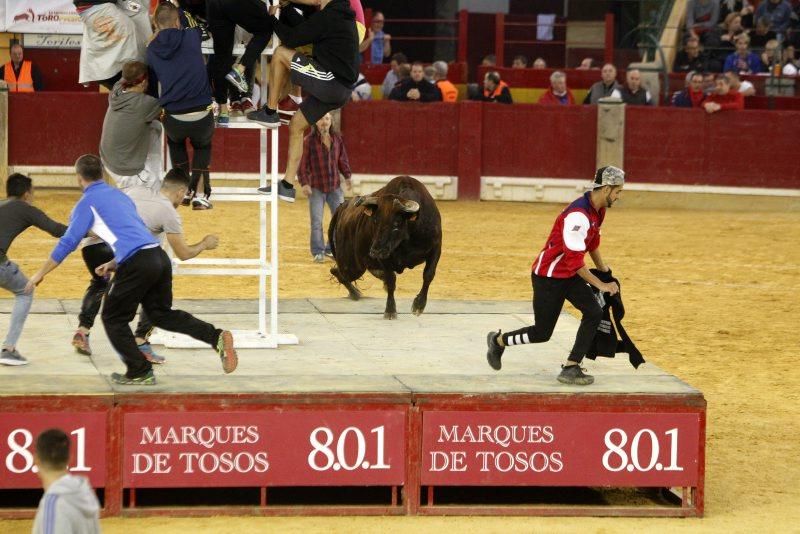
top-left (289, 52), bottom-right (352, 125)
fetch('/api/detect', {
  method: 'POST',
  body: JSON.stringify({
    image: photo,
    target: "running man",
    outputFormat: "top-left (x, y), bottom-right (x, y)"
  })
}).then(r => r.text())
top-left (248, 0), bottom-right (360, 202)
top-left (0, 174), bottom-right (67, 366)
top-left (25, 155), bottom-right (237, 386)
top-left (486, 166), bottom-right (625, 386)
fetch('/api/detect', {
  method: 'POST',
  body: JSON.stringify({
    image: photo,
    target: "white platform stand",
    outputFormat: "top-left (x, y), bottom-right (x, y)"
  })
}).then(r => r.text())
top-left (150, 120), bottom-right (298, 349)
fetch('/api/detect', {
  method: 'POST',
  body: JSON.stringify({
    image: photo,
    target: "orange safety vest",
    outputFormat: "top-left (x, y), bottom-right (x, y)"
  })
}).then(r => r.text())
top-left (436, 79), bottom-right (458, 102)
top-left (483, 80), bottom-right (509, 100)
top-left (3, 61), bottom-right (34, 93)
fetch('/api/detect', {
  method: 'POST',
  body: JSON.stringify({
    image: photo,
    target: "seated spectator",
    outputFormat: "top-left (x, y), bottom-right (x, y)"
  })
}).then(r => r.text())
top-left (704, 13), bottom-right (745, 66)
top-left (537, 71), bottom-right (575, 105)
top-left (381, 52), bottom-right (408, 99)
top-left (533, 57), bottom-right (547, 69)
top-left (433, 60), bottom-right (458, 102)
top-left (576, 57), bottom-right (596, 69)
top-left (724, 70), bottom-right (755, 96)
top-left (583, 63), bottom-right (622, 104)
top-left (749, 16), bottom-right (777, 48)
top-left (482, 54), bottom-right (497, 67)
top-left (671, 71), bottom-right (707, 107)
top-left (0, 43), bottom-right (43, 92)
top-left (720, 0), bottom-right (754, 29)
top-left (389, 62), bottom-right (442, 102)
top-left (512, 55), bottom-right (529, 69)
top-left (686, 0), bottom-right (720, 36)
top-left (360, 10), bottom-right (391, 64)
top-left (754, 0), bottom-right (792, 34)
top-left (620, 68), bottom-right (653, 105)
top-left (351, 72), bottom-right (372, 101)
top-left (781, 44), bottom-right (799, 75)
top-left (702, 71), bottom-right (717, 94)
top-left (702, 73), bottom-right (745, 112)
top-left (479, 71), bottom-right (513, 104)
top-left (723, 34), bottom-right (762, 73)
top-left (424, 65), bottom-right (436, 83)
top-left (759, 39), bottom-right (779, 72)
top-left (674, 36), bottom-right (709, 72)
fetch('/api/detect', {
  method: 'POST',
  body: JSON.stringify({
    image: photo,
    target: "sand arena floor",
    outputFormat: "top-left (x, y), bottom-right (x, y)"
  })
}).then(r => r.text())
top-left (1, 191), bottom-right (798, 533)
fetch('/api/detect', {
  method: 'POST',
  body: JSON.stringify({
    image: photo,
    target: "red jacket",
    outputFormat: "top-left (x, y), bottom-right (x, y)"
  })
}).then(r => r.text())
top-left (538, 89), bottom-right (575, 106)
top-left (705, 90), bottom-right (744, 110)
top-left (533, 192), bottom-right (605, 278)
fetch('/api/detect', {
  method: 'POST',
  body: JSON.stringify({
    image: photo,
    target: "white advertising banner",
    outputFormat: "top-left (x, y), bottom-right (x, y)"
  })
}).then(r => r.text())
top-left (5, 0), bottom-right (82, 34)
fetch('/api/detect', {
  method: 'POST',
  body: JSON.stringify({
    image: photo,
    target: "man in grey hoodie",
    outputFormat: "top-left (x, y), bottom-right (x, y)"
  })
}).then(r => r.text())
top-left (32, 428), bottom-right (100, 534)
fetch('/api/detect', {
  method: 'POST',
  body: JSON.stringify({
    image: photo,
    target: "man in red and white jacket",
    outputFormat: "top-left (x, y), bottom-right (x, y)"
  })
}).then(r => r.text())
top-left (486, 166), bottom-right (625, 385)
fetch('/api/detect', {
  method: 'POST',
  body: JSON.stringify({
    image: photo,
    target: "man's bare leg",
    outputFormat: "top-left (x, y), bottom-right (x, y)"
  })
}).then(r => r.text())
top-left (268, 46), bottom-right (294, 109)
top-left (284, 110), bottom-right (310, 183)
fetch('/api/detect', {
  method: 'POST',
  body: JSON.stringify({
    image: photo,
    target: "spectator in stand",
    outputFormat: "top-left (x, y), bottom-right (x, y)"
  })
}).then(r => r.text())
top-left (584, 63), bottom-right (622, 104)
top-left (720, 0), bottom-right (754, 28)
top-left (480, 71), bottom-right (513, 104)
top-left (359, 10), bottom-right (391, 64)
top-left (538, 71), bottom-right (575, 105)
top-left (754, 0), bottom-right (792, 34)
top-left (620, 68), bottom-right (653, 105)
top-left (686, 0), bottom-right (720, 36)
top-left (781, 44), bottom-right (799, 75)
top-left (671, 70), bottom-right (707, 107)
top-left (482, 54), bottom-right (497, 67)
top-left (351, 72), bottom-right (372, 101)
top-left (148, 3), bottom-right (216, 210)
top-left (759, 39), bottom-right (780, 72)
top-left (724, 70), bottom-right (755, 96)
top-left (704, 13), bottom-right (745, 68)
top-left (424, 65), bottom-right (436, 84)
top-left (512, 55), bottom-right (529, 68)
top-left (389, 62), bottom-right (442, 102)
top-left (702, 71), bottom-right (717, 94)
top-left (381, 52), bottom-right (408, 98)
top-left (298, 113), bottom-right (351, 263)
top-left (703, 73), bottom-right (745, 112)
top-left (433, 61), bottom-right (458, 102)
top-left (0, 43), bottom-right (43, 92)
top-left (724, 34), bottom-right (762, 73)
top-left (74, 0), bottom-right (152, 89)
top-left (674, 36), bottom-right (709, 72)
top-left (749, 16), bottom-right (777, 48)
top-left (533, 57), bottom-right (547, 69)
top-left (577, 57), bottom-right (596, 69)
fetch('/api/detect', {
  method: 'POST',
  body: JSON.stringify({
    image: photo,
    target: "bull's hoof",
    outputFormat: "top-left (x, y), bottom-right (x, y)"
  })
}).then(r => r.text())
top-left (347, 289), bottom-right (362, 301)
top-left (412, 296), bottom-right (426, 316)
top-left (384, 311), bottom-right (398, 320)
top-left (411, 307), bottom-right (424, 316)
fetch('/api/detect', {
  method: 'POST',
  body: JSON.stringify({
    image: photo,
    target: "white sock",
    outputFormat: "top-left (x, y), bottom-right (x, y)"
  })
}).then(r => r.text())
top-left (289, 94), bottom-right (302, 104)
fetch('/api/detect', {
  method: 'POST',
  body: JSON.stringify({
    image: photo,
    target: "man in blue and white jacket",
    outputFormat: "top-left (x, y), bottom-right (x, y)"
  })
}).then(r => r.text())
top-left (26, 155), bottom-right (237, 385)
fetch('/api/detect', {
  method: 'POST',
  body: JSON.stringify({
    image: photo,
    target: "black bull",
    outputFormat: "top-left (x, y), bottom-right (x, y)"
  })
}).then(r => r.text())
top-left (328, 176), bottom-right (442, 319)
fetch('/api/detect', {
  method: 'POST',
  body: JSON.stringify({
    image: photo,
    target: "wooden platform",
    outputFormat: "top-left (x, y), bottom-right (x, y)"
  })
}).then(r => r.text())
top-left (0, 299), bottom-right (705, 517)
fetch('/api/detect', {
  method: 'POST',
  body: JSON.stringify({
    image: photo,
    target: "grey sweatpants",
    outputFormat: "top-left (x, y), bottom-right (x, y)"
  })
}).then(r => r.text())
top-left (0, 260), bottom-right (33, 349)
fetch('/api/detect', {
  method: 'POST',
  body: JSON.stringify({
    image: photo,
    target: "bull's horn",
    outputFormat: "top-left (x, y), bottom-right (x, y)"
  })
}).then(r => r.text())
top-left (360, 196), bottom-right (379, 207)
top-left (394, 199), bottom-right (420, 213)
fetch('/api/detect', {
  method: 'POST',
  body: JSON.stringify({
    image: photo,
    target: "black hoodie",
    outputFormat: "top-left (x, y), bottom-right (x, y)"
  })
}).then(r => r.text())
top-left (272, 0), bottom-right (359, 87)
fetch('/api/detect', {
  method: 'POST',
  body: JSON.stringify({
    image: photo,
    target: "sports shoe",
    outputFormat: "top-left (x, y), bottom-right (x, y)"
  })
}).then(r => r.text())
top-left (239, 97), bottom-right (255, 114)
top-left (247, 107), bottom-right (280, 128)
top-left (0, 349), bottom-right (28, 366)
top-left (192, 197), bottom-right (213, 210)
top-left (217, 113), bottom-right (230, 127)
top-left (486, 331), bottom-right (505, 371)
top-left (557, 364), bottom-right (595, 386)
top-left (181, 191), bottom-right (195, 207)
top-left (229, 100), bottom-right (243, 117)
top-left (111, 370), bottom-right (156, 386)
top-left (225, 68), bottom-right (249, 93)
top-left (216, 330), bottom-right (238, 374)
top-left (139, 343), bottom-right (166, 364)
top-left (257, 181), bottom-right (296, 202)
top-left (324, 250), bottom-right (334, 259)
top-left (72, 331), bottom-right (92, 356)
top-left (278, 96), bottom-right (300, 124)
top-left (313, 253), bottom-right (325, 263)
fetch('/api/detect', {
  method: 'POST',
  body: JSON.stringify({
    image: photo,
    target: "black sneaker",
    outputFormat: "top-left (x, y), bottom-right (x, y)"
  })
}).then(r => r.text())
top-left (486, 331), bottom-right (504, 371)
top-left (111, 370), bottom-right (156, 386)
top-left (557, 364), bottom-right (594, 386)
top-left (257, 181), bottom-right (296, 202)
top-left (247, 107), bottom-right (280, 128)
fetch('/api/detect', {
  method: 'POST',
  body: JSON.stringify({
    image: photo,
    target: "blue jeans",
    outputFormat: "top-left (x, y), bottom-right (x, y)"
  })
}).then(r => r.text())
top-left (0, 261), bottom-right (33, 349)
top-left (309, 187), bottom-right (344, 256)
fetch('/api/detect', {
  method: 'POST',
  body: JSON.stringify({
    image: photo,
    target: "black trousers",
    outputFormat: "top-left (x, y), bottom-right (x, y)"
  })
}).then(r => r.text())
top-left (508, 274), bottom-right (603, 364)
top-left (164, 112), bottom-right (214, 197)
top-left (79, 243), bottom-right (153, 339)
top-left (102, 247), bottom-right (220, 378)
top-left (206, 0), bottom-right (273, 104)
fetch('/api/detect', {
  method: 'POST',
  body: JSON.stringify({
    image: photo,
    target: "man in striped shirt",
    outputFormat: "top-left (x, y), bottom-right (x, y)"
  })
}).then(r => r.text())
top-left (486, 166), bottom-right (625, 385)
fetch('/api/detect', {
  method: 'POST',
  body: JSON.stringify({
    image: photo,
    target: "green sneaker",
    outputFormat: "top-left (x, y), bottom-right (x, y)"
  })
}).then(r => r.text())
top-left (111, 370), bottom-right (156, 386)
top-left (557, 364), bottom-right (594, 386)
top-left (216, 330), bottom-right (238, 374)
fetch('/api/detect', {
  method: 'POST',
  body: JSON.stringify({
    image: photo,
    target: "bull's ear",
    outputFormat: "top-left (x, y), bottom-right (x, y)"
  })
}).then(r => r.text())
top-left (409, 213), bottom-right (418, 221)
top-left (363, 207), bottom-right (374, 216)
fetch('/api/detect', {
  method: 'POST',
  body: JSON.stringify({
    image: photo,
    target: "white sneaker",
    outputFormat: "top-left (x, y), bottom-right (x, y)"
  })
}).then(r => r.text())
top-left (0, 349), bottom-right (29, 366)
top-left (192, 197), bottom-right (213, 210)
top-left (313, 253), bottom-right (325, 263)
